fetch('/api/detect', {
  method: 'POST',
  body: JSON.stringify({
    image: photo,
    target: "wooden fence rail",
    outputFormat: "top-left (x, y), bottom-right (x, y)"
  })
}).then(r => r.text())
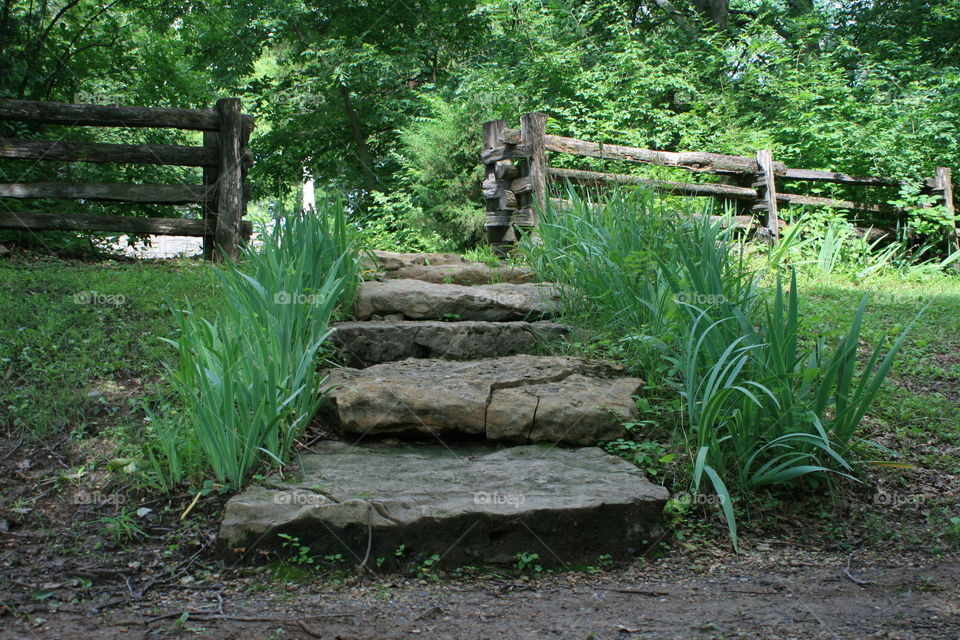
top-left (481, 113), bottom-right (957, 254)
top-left (0, 98), bottom-right (255, 260)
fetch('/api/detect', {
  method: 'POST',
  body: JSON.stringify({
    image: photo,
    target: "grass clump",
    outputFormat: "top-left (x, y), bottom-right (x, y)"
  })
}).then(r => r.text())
top-left (146, 199), bottom-right (359, 491)
top-left (524, 187), bottom-right (921, 548)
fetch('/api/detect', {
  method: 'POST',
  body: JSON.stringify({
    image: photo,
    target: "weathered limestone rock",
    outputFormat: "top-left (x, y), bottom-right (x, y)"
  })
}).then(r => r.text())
top-left (364, 250), bottom-right (467, 271)
top-left (319, 354), bottom-right (643, 445)
top-left (363, 250), bottom-right (535, 284)
top-left (329, 320), bottom-right (573, 367)
top-left (486, 375), bottom-right (644, 444)
top-left (387, 263), bottom-right (536, 285)
top-left (218, 442), bottom-right (669, 567)
top-left (353, 279), bottom-right (560, 321)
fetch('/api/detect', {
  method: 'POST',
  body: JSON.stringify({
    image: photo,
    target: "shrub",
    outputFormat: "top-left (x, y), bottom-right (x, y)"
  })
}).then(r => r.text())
top-left (146, 198), bottom-right (359, 490)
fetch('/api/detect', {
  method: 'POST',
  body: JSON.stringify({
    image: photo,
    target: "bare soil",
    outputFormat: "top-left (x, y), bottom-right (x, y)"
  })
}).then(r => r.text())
top-left (1, 435), bottom-right (958, 640)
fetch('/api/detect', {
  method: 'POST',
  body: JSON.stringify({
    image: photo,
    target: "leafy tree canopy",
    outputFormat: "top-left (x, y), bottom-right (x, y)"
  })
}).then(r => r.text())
top-left (2, 0), bottom-right (957, 247)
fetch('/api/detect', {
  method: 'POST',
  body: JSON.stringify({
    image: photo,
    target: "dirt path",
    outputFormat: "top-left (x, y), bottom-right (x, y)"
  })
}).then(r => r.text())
top-left (3, 427), bottom-right (957, 640)
top-left (3, 549), bottom-right (957, 639)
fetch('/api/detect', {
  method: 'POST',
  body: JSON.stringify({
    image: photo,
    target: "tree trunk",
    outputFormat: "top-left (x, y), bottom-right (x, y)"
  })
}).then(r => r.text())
top-left (692, 0), bottom-right (729, 30)
top-left (338, 82), bottom-right (379, 193)
top-left (302, 169), bottom-right (316, 214)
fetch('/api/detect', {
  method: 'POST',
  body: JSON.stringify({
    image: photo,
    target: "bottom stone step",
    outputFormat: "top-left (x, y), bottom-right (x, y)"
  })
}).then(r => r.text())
top-left (218, 442), bottom-right (669, 567)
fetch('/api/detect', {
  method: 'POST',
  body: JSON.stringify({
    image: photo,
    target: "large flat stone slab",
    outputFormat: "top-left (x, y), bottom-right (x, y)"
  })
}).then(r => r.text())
top-left (218, 443), bottom-right (669, 567)
top-left (390, 263), bottom-right (535, 285)
top-left (319, 354), bottom-right (643, 445)
top-left (363, 250), bottom-right (535, 285)
top-left (353, 279), bottom-right (559, 321)
top-left (329, 320), bottom-right (573, 367)
top-left (365, 250), bottom-right (468, 270)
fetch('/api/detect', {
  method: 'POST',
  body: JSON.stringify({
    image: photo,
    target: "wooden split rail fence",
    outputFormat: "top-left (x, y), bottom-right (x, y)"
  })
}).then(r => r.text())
top-left (0, 98), bottom-right (254, 260)
top-left (481, 113), bottom-right (957, 252)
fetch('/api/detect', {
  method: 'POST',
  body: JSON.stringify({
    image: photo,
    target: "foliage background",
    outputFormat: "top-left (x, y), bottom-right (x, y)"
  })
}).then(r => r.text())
top-left (1, 0), bottom-right (958, 250)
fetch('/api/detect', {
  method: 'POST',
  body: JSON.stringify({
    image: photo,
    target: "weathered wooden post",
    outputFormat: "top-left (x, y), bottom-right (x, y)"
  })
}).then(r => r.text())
top-left (934, 167), bottom-right (958, 268)
top-left (214, 97), bottom-right (243, 261)
top-left (239, 116), bottom-right (253, 245)
top-left (201, 129), bottom-right (219, 260)
top-left (481, 119), bottom-right (514, 255)
top-left (520, 112), bottom-right (549, 229)
top-left (481, 113), bottom-right (551, 253)
top-left (753, 149), bottom-right (780, 242)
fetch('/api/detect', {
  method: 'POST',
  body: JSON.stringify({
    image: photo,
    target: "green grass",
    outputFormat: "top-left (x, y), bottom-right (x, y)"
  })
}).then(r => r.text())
top-left (791, 270), bottom-right (960, 473)
top-left (1, 203), bottom-right (361, 491)
top-left (0, 210), bottom-right (956, 552)
top-left (0, 257), bottom-right (219, 438)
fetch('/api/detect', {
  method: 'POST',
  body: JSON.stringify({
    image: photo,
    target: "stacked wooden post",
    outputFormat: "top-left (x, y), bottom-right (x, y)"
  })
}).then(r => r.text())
top-left (932, 167), bottom-right (959, 269)
top-left (481, 119), bottom-right (511, 252)
top-left (480, 113), bottom-right (548, 255)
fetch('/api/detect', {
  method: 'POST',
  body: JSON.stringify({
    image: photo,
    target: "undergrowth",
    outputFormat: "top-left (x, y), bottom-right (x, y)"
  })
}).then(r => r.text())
top-left (524, 188), bottom-right (930, 548)
top-left (143, 198), bottom-right (359, 491)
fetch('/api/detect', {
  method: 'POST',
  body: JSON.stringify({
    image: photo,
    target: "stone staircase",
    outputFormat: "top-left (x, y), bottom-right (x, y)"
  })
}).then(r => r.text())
top-left (219, 251), bottom-right (669, 568)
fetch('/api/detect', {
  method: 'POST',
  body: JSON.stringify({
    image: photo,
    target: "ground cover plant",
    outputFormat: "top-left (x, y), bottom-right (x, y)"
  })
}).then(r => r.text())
top-left (144, 200), bottom-right (360, 491)
top-left (523, 188), bottom-right (947, 547)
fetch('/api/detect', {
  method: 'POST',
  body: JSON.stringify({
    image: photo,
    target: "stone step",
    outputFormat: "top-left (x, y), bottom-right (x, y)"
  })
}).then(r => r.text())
top-left (384, 262), bottom-right (535, 285)
top-left (365, 250), bottom-right (468, 270)
top-left (329, 320), bottom-right (574, 367)
top-left (364, 250), bottom-right (535, 285)
top-left (354, 279), bottom-right (560, 321)
top-left (218, 442), bottom-right (669, 567)
top-left (319, 354), bottom-right (644, 446)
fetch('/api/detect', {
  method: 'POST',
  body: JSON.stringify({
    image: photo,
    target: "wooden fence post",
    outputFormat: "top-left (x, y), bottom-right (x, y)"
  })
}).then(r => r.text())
top-left (239, 117), bottom-right (253, 245)
top-left (754, 149), bottom-right (780, 242)
top-left (201, 130), bottom-right (219, 259)
top-left (934, 167), bottom-right (958, 268)
top-left (214, 97), bottom-right (243, 261)
top-left (520, 112), bottom-right (548, 228)
top-left (482, 119), bottom-right (513, 255)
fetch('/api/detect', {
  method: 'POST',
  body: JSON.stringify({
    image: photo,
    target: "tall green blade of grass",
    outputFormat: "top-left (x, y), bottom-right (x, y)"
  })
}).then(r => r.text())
top-left (148, 199), bottom-right (359, 490)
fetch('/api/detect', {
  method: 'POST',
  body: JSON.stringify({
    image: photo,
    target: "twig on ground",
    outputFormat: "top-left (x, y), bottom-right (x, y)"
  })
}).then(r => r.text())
top-left (843, 553), bottom-right (868, 586)
top-left (38, 438), bottom-right (69, 469)
top-left (357, 503), bottom-right (373, 572)
top-left (298, 620), bottom-right (325, 638)
top-left (601, 587), bottom-right (671, 597)
top-left (1, 439), bottom-right (23, 462)
top-left (638, 529), bottom-right (671, 559)
top-left (131, 493), bottom-right (193, 509)
top-left (135, 577), bottom-right (158, 599)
